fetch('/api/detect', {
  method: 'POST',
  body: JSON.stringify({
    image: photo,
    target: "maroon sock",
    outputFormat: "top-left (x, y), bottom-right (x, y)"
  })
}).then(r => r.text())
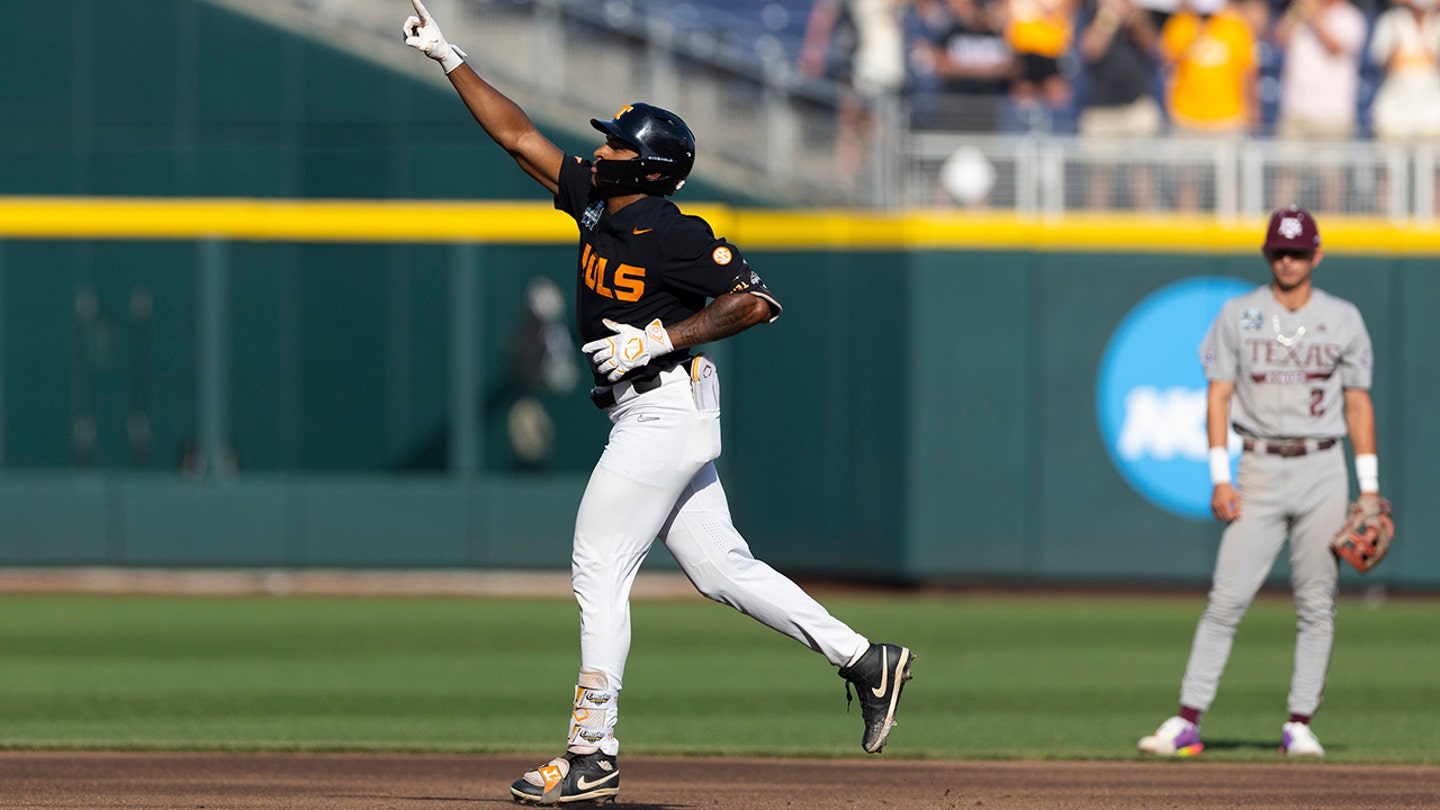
top-left (1288, 713), bottom-right (1310, 724)
top-left (1180, 706), bottom-right (1202, 724)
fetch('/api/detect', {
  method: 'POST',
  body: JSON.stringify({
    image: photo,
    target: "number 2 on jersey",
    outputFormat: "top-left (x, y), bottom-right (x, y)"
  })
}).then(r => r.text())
top-left (583, 244), bottom-right (646, 302)
top-left (1310, 387), bottom-right (1325, 417)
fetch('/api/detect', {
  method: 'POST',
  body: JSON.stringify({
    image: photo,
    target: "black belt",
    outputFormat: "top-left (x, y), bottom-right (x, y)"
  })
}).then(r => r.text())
top-left (589, 375), bottom-right (663, 409)
top-left (588, 358), bottom-right (692, 410)
top-left (1242, 437), bottom-right (1337, 458)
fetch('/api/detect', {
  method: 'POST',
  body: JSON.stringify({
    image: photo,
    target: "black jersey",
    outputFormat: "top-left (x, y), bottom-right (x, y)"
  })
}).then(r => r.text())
top-left (555, 156), bottom-right (782, 387)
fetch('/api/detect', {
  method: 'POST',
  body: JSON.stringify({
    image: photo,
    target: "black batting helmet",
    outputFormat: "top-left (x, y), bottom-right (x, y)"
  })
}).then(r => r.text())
top-left (590, 103), bottom-right (695, 196)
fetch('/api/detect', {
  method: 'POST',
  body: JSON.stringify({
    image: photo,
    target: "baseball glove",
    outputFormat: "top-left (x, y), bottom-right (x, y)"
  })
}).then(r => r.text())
top-left (1330, 495), bottom-right (1395, 574)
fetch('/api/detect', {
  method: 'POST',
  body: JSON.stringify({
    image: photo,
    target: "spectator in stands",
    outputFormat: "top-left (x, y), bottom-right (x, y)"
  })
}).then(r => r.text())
top-left (1158, 0), bottom-right (1260, 211)
top-left (918, 0), bottom-right (1015, 130)
top-left (1270, 0), bottom-right (1367, 212)
top-left (1367, 0), bottom-right (1440, 142)
top-left (1076, 0), bottom-right (1161, 208)
top-left (904, 0), bottom-right (959, 128)
top-left (800, 0), bottom-right (908, 192)
top-left (1158, 0), bottom-right (1261, 135)
top-left (1005, 0), bottom-right (1080, 132)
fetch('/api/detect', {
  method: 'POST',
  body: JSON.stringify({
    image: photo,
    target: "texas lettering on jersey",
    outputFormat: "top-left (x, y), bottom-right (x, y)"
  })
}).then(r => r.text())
top-left (1202, 286), bottom-right (1372, 437)
top-left (1243, 338), bottom-right (1343, 383)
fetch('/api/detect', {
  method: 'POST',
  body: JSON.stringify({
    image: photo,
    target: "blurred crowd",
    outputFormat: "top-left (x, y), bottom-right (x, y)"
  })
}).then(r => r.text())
top-left (798, 0), bottom-right (1440, 139)
top-left (795, 0), bottom-right (1440, 206)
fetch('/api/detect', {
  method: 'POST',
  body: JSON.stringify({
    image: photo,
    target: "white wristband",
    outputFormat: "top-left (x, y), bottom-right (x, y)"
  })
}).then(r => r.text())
top-left (1209, 447), bottom-right (1232, 485)
top-left (1355, 453), bottom-right (1378, 493)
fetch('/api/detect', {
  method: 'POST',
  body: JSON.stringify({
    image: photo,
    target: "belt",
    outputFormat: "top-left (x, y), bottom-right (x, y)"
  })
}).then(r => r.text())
top-left (1242, 437), bottom-right (1338, 458)
top-left (588, 358), bottom-right (692, 410)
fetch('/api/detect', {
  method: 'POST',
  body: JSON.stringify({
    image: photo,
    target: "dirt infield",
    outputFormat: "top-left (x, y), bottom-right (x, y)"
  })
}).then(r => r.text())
top-left (4, 751), bottom-right (1439, 809)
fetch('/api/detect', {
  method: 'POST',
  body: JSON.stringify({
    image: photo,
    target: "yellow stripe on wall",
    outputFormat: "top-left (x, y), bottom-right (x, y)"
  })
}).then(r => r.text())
top-left (2, 196), bottom-right (1437, 254)
top-left (0, 197), bottom-right (575, 243)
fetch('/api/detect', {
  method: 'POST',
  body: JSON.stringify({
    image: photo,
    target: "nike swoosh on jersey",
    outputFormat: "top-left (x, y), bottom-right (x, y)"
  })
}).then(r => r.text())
top-left (632, 227), bottom-right (653, 235)
top-left (871, 648), bottom-right (889, 698)
top-left (576, 771), bottom-right (619, 791)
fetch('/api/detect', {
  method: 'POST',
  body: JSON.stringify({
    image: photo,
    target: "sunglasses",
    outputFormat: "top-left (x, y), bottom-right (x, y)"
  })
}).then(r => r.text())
top-left (1265, 248), bottom-right (1315, 262)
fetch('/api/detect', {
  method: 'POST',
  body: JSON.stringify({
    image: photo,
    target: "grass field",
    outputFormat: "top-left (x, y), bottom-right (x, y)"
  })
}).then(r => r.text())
top-left (0, 590), bottom-right (1435, 763)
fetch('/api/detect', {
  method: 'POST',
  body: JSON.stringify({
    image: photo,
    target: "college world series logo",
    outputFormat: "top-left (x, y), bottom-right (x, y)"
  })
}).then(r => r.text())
top-left (1095, 277), bottom-right (1254, 520)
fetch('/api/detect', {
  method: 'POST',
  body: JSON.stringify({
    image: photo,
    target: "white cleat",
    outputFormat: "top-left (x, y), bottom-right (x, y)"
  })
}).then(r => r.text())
top-left (1138, 716), bottom-right (1204, 757)
top-left (1281, 721), bottom-right (1325, 758)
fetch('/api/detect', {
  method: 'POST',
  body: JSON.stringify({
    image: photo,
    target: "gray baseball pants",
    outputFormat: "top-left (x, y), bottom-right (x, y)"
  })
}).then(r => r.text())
top-left (1179, 444), bottom-right (1348, 717)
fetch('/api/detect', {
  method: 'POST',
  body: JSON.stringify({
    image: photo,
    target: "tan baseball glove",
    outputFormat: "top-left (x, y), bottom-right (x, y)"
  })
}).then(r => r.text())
top-left (1331, 495), bottom-right (1395, 574)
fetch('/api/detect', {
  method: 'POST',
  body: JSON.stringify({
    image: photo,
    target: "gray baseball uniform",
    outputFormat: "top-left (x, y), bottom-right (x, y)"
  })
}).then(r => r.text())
top-left (1183, 285), bottom-right (1373, 716)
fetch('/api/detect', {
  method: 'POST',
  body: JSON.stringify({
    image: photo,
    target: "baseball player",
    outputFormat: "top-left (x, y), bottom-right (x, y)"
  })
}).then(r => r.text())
top-left (1138, 206), bottom-right (1381, 759)
top-left (402, 2), bottom-right (914, 804)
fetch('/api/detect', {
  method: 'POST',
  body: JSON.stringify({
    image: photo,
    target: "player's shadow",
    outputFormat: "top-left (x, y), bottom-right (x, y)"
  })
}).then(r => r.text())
top-left (463, 795), bottom-right (694, 801)
top-left (1201, 738), bottom-right (1345, 755)
top-left (345, 796), bottom-right (692, 807)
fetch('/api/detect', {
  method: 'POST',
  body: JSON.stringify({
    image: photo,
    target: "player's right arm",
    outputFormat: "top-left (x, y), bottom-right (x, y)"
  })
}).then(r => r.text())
top-left (665, 292), bottom-right (775, 349)
top-left (403, 0), bottom-right (564, 194)
top-left (445, 67), bottom-right (565, 194)
top-left (1207, 379), bottom-right (1240, 521)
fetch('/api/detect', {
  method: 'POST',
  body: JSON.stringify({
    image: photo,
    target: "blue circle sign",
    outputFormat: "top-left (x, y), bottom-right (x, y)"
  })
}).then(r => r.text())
top-left (1096, 276), bottom-right (1255, 520)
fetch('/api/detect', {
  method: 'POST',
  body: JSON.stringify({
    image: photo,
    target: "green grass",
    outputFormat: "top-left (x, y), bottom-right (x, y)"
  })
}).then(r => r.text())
top-left (0, 591), bottom-right (1435, 763)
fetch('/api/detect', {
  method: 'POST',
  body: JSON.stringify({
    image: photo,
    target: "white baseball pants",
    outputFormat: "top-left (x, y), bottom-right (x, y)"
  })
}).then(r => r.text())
top-left (571, 362), bottom-right (868, 689)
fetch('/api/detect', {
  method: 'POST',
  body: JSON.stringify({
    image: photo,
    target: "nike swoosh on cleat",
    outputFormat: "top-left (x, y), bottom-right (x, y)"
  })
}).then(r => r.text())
top-left (871, 648), bottom-right (889, 698)
top-left (576, 771), bottom-right (620, 791)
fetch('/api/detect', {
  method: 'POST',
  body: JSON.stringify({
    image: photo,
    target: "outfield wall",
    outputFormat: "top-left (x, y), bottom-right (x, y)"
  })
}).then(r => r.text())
top-left (0, 204), bottom-right (1436, 589)
top-left (2, 2), bottom-right (1435, 587)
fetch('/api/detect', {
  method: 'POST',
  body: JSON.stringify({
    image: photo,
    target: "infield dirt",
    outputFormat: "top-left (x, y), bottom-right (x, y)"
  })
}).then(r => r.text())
top-left (4, 751), bottom-right (1438, 809)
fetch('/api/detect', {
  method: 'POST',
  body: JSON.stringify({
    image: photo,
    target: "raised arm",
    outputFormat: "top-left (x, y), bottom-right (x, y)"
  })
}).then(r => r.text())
top-left (403, 0), bottom-right (565, 194)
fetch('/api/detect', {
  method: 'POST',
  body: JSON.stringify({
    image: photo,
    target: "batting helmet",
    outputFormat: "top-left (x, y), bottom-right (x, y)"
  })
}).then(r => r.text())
top-left (1263, 205), bottom-right (1321, 253)
top-left (590, 103), bottom-right (695, 196)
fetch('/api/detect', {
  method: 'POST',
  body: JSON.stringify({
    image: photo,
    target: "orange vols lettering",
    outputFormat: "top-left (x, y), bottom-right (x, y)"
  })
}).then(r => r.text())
top-left (583, 244), bottom-right (601, 292)
top-left (613, 264), bottom-right (645, 301)
top-left (582, 244), bottom-right (647, 301)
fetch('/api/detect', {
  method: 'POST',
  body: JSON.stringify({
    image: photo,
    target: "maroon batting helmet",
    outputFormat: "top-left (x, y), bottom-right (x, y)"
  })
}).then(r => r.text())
top-left (1263, 206), bottom-right (1321, 253)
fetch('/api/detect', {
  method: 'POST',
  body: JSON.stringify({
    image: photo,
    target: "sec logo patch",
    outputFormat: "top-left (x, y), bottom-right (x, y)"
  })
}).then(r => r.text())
top-left (711, 246), bottom-right (733, 266)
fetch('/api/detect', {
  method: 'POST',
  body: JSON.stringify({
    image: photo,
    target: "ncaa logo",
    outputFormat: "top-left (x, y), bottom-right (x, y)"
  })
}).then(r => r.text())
top-left (1095, 277), bottom-right (1253, 520)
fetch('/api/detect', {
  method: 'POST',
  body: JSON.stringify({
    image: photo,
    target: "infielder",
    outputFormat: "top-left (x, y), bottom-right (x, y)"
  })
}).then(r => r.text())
top-left (1139, 206), bottom-right (1382, 759)
top-left (402, 3), bottom-right (914, 804)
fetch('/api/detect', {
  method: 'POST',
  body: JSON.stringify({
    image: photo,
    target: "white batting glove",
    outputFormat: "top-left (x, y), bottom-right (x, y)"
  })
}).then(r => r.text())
top-left (582, 318), bottom-right (675, 383)
top-left (403, 0), bottom-right (468, 74)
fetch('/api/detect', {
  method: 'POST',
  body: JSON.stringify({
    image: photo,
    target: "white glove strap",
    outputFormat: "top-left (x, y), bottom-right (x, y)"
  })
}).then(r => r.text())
top-left (439, 44), bottom-right (468, 74)
top-left (1355, 453), bottom-right (1378, 493)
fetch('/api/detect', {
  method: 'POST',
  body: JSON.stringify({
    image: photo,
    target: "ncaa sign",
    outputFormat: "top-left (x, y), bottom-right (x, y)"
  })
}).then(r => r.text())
top-left (1095, 277), bottom-right (1254, 520)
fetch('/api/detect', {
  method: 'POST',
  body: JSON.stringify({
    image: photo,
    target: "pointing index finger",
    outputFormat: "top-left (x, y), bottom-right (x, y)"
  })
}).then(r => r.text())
top-left (410, 0), bottom-right (431, 20)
